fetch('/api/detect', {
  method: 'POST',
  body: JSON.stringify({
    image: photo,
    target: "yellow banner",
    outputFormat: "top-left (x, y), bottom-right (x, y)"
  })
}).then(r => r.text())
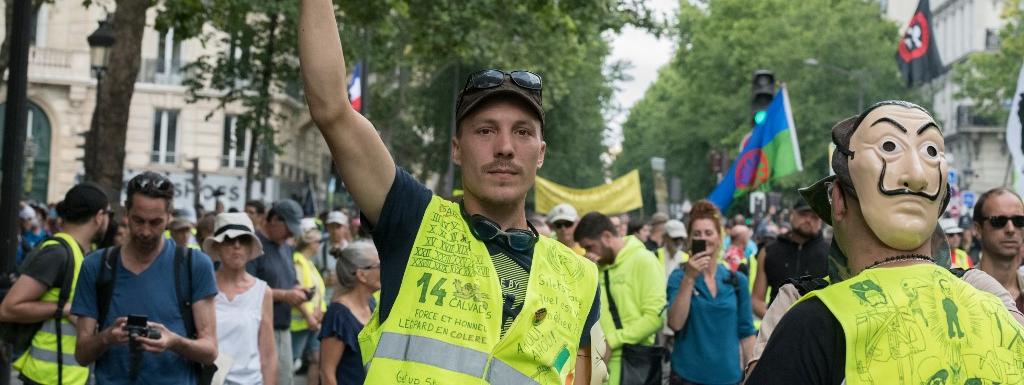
top-left (535, 170), bottom-right (643, 215)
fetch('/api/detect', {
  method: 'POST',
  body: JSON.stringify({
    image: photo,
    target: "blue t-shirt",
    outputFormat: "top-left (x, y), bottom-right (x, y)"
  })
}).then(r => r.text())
top-left (666, 264), bottom-right (756, 385)
top-left (246, 232), bottom-right (298, 330)
top-left (370, 168), bottom-right (598, 346)
top-left (71, 239), bottom-right (218, 385)
top-left (319, 298), bottom-right (376, 385)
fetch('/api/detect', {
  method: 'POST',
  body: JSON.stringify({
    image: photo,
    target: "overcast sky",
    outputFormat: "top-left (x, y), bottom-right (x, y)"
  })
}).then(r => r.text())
top-left (604, 0), bottom-right (679, 156)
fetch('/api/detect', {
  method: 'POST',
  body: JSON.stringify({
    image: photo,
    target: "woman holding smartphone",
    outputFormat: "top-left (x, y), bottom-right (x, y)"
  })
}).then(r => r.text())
top-left (666, 200), bottom-right (756, 385)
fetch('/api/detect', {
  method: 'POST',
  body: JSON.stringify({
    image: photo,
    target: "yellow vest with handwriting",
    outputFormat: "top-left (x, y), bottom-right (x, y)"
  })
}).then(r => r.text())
top-left (13, 233), bottom-right (89, 385)
top-left (801, 263), bottom-right (1024, 385)
top-left (358, 197), bottom-right (599, 385)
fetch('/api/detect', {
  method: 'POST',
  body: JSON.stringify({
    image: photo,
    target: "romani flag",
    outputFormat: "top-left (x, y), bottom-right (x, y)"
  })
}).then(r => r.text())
top-left (708, 87), bottom-right (802, 211)
top-left (897, 0), bottom-right (943, 87)
top-left (348, 62), bottom-right (363, 113)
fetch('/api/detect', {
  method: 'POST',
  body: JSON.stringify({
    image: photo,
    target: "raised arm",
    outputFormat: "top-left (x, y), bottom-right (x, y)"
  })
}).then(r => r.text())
top-left (299, 0), bottom-right (395, 224)
top-left (751, 248), bottom-right (768, 318)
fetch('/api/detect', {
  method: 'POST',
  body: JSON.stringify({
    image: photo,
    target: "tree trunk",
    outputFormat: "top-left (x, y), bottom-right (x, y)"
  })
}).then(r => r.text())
top-left (244, 12), bottom-right (278, 203)
top-left (83, 0), bottom-right (148, 206)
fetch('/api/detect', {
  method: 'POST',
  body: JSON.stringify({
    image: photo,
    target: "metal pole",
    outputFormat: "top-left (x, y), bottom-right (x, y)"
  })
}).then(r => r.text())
top-left (192, 157), bottom-right (201, 215)
top-left (0, 0), bottom-right (33, 382)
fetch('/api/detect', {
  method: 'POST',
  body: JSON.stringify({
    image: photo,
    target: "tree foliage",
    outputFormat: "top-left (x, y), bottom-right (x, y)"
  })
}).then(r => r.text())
top-left (952, 0), bottom-right (1022, 126)
top-left (615, 0), bottom-right (921, 214)
top-left (162, 0), bottom-right (659, 195)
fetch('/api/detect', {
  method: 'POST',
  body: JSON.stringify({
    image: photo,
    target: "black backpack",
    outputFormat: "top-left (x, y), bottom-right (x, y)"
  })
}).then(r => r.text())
top-left (96, 245), bottom-right (216, 385)
top-left (0, 236), bottom-right (77, 383)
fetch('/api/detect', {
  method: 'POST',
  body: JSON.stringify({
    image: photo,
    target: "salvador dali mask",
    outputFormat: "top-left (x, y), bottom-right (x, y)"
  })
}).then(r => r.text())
top-left (846, 104), bottom-right (947, 251)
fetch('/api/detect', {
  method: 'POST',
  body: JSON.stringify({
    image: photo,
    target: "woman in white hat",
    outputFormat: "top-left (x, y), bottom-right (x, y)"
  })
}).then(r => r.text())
top-left (205, 213), bottom-right (278, 385)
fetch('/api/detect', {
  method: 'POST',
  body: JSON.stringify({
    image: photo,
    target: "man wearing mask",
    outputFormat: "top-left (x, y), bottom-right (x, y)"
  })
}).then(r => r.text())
top-left (1, 184), bottom-right (110, 385)
top-left (656, 220), bottom-right (689, 277)
top-left (751, 201), bottom-right (828, 318)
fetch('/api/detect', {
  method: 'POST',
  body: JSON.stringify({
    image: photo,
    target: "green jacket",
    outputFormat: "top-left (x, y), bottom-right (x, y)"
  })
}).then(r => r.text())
top-left (599, 236), bottom-right (667, 385)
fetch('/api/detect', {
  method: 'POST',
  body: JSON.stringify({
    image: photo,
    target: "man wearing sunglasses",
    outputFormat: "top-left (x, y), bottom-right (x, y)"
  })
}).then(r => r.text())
top-left (973, 188), bottom-right (1024, 313)
top-left (547, 203), bottom-right (586, 256)
top-left (298, 2), bottom-right (600, 385)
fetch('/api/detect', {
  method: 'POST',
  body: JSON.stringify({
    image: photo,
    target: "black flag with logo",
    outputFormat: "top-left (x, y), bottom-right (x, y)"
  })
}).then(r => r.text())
top-left (897, 0), bottom-right (943, 87)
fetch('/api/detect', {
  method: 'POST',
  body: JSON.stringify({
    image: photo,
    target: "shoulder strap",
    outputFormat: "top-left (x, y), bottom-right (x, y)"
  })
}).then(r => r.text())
top-left (602, 270), bottom-right (623, 330)
top-left (47, 236), bottom-right (76, 317)
top-left (175, 246), bottom-right (198, 339)
top-left (948, 267), bottom-right (969, 278)
top-left (785, 275), bottom-right (831, 296)
top-left (96, 246), bottom-right (120, 327)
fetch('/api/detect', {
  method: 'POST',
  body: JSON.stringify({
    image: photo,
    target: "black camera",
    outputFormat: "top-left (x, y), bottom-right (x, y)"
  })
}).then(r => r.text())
top-left (125, 315), bottom-right (161, 340)
top-left (126, 315), bottom-right (160, 380)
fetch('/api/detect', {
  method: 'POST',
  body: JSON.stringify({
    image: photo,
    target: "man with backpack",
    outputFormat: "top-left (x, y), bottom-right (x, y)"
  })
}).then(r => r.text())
top-left (0, 183), bottom-right (110, 385)
top-left (71, 172), bottom-right (218, 385)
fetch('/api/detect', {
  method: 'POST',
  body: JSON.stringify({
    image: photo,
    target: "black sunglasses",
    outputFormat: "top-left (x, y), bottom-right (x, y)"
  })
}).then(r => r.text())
top-left (128, 174), bottom-right (173, 194)
top-left (463, 69), bottom-right (543, 93)
top-left (981, 215), bottom-right (1024, 229)
top-left (460, 203), bottom-right (538, 252)
top-left (552, 221), bottom-right (574, 229)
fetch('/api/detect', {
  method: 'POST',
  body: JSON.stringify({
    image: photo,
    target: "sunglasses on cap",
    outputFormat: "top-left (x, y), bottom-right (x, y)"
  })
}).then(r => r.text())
top-left (980, 215), bottom-right (1024, 229)
top-left (460, 203), bottom-right (538, 252)
top-left (128, 174), bottom-right (173, 194)
top-left (463, 69), bottom-right (543, 93)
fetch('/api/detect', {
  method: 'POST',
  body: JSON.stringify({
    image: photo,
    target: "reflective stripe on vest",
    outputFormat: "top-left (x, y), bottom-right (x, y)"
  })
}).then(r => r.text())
top-left (375, 332), bottom-right (489, 378)
top-left (486, 357), bottom-right (541, 385)
top-left (800, 263), bottom-right (1024, 385)
top-left (25, 346), bottom-right (82, 368)
top-left (39, 319), bottom-right (77, 337)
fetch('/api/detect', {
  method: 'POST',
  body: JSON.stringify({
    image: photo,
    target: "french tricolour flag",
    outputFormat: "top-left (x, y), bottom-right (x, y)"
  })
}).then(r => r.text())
top-left (348, 62), bottom-right (363, 113)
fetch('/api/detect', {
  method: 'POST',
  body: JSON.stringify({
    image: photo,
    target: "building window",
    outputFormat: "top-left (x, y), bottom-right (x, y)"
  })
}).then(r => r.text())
top-left (222, 115), bottom-right (249, 168)
top-left (155, 28), bottom-right (182, 84)
top-left (151, 109), bottom-right (178, 164)
top-left (986, 29), bottom-right (1000, 51)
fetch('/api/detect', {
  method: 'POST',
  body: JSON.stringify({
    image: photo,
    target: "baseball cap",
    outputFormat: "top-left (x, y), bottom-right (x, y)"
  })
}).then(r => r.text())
top-left (793, 199), bottom-right (813, 212)
top-left (940, 218), bottom-right (963, 234)
top-left (301, 217), bottom-right (319, 233)
top-left (56, 183), bottom-right (109, 222)
top-left (169, 217), bottom-right (192, 231)
top-left (665, 220), bottom-right (687, 238)
top-left (456, 70), bottom-right (544, 128)
top-left (650, 212), bottom-right (669, 226)
top-left (326, 211), bottom-right (349, 225)
top-left (271, 199), bottom-right (303, 237)
top-left (546, 203), bottom-right (578, 224)
top-left (203, 212), bottom-right (263, 259)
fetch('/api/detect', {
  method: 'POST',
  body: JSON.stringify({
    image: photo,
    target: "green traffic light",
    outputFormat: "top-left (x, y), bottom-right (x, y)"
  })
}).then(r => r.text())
top-left (754, 110), bottom-right (767, 125)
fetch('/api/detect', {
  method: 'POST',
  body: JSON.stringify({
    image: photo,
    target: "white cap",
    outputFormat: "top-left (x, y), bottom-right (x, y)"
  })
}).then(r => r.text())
top-left (940, 218), bottom-right (963, 234)
top-left (203, 213), bottom-right (263, 259)
top-left (301, 217), bottom-right (319, 233)
top-left (665, 220), bottom-right (687, 238)
top-left (546, 203), bottom-right (578, 224)
top-left (19, 206), bottom-right (36, 221)
top-left (326, 211), bottom-right (349, 225)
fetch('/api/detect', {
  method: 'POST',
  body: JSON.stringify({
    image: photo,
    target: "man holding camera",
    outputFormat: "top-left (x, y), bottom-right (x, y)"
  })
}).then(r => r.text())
top-left (72, 172), bottom-right (218, 385)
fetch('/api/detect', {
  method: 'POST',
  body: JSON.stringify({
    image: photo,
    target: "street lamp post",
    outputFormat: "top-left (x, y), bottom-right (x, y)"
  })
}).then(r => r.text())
top-left (804, 58), bottom-right (866, 111)
top-left (84, 19), bottom-right (115, 193)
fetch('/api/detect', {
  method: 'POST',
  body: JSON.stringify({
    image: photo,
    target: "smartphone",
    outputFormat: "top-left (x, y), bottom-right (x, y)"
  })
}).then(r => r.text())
top-left (690, 239), bottom-right (707, 254)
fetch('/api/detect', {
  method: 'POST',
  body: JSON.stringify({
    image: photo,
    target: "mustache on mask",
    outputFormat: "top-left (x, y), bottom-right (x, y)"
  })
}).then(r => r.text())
top-left (876, 161), bottom-right (942, 201)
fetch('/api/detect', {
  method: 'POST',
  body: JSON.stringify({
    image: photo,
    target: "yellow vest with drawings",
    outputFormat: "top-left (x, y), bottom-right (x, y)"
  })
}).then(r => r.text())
top-left (799, 263), bottom-right (1024, 385)
top-left (292, 252), bottom-right (328, 332)
top-left (13, 233), bottom-right (89, 385)
top-left (358, 196), bottom-right (599, 385)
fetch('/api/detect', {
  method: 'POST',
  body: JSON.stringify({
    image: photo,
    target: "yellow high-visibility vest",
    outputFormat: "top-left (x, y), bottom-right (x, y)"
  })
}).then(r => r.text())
top-left (13, 233), bottom-right (89, 385)
top-left (800, 263), bottom-right (1024, 385)
top-left (291, 252), bottom-right (327, 332)
top-left (358, 197), bottom-right (599, 385)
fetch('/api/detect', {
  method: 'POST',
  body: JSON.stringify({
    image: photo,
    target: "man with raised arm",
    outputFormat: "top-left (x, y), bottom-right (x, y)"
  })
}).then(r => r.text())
top-left (298, 3), bottom-right (600, 384)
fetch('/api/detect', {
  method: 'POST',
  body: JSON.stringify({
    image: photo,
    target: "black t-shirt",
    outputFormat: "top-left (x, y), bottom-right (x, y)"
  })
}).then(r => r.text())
top-left (762, 234), bottom-right (829, 304)
top-left (371, 168), bottom-right (599, 346)
top-left (19, 241), bottom-right (73, 288)
top-left (746, 298), bottom-right (845, 385)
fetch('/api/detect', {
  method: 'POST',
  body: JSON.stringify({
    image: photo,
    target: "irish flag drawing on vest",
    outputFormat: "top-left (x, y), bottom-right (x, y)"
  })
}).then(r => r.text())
top-left (709, 86), bottom-right (803, 211)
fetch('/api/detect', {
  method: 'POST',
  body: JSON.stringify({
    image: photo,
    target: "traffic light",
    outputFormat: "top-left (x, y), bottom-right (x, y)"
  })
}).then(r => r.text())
top-left (751, 70), bottom-right (775, 125)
